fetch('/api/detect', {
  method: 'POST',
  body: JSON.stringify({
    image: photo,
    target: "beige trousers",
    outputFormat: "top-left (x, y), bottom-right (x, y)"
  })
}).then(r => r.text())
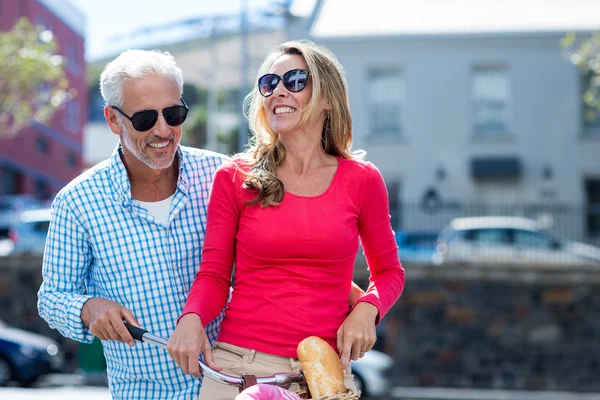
top-left (198, 341), bottom-right (356, 400)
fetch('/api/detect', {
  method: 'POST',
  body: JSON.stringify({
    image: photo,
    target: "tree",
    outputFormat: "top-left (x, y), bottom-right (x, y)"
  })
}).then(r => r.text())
top-left (182, 83), bottom-right (208, 108)
top-left (0, 17), bottom-right (74, 136)
top-left (216, 126), bottom-right (240, 156)
top-left (181, 107), bottom-right (208, 148)
top-left (561, 32), bottom-right (600, 123)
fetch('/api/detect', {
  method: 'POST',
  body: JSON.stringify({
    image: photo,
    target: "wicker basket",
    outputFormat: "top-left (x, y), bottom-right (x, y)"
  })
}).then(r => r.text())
top-left (299, 389), bottom-right (361, 400)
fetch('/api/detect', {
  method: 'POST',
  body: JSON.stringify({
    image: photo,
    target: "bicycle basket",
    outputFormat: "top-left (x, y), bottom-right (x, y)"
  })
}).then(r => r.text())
top-left (299, 389), bottom-right (361, 400)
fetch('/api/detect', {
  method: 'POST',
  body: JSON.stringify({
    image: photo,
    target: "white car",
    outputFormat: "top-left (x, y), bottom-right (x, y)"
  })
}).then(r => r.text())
top-left (12, 208), bottom-right (51, 255)
top-left (351, 349), bottom-right (393, 398)
top-left (433, 216), bottom-right (600, 267)
top-left (0, 226), bottom-right (14, 257)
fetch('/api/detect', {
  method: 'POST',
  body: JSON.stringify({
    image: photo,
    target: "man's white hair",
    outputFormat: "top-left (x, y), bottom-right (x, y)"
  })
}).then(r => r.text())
top-left (99, 49), bottom-right (183, 108)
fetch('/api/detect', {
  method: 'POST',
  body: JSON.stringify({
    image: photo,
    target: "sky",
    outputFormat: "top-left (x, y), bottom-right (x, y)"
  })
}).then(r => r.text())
top-left (68, 0), bottom-right (316, 61)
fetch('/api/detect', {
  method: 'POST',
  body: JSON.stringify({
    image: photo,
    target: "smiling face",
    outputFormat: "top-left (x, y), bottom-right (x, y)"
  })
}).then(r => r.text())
top-left (263, 54), bottom-right (320, 135)
top-left (108, 74), bottom-right (182, 170)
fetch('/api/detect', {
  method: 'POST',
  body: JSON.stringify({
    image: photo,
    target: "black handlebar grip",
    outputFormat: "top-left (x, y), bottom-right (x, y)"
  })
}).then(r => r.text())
top-left (124, 322), bottom-right (148, 342)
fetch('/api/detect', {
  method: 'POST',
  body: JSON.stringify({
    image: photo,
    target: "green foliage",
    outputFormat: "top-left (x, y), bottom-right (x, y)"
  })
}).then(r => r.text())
top-left (0, 17), bottom-right (74, 136)
top-left (561, 32), bottom-right (600, 123)
top-left (181, 107), bottom-right (207, 148)
top-left (216, 126), bottom-right (240, 156)
top-left (217, 88), bottom-right (240, 111)
top-left (182, 83), bottom-right (208, 108)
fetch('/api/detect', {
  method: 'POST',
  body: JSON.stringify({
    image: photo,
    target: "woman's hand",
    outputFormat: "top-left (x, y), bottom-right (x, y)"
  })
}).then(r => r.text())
top-left (167, 313), bottom-right (221, 377)
top-left (336, 302), bottom-right (379, 371)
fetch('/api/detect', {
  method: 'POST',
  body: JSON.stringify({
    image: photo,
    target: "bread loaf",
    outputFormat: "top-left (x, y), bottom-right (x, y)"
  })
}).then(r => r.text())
top-left (297, 336), bottom-right (346, 397)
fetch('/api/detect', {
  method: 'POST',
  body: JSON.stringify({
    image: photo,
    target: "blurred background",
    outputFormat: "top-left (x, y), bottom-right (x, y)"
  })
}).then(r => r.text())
top-left (1, 0), bottom-right (600, 398)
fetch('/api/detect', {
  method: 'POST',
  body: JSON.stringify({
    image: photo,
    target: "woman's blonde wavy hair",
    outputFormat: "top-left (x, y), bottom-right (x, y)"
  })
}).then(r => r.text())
top-left (237, 40), bottom-right (363, 207)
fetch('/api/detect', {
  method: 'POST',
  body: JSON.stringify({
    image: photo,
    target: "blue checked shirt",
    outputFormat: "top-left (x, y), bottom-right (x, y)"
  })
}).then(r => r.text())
top-left (38, 145), bottom-right (229, 399)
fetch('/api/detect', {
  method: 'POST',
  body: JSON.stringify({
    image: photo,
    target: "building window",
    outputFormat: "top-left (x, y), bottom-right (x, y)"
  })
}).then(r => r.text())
top-left (35, 82), bottom-right (51, 110)
top-left (472, 66), bottom-right (512, 136)
top-left (34, 179), bottom-right (50, 200)
top-left (88, 90), bottom-right (105, 122)
top-left (66, 42), bottom-right (81, 75)
top-left (1, 166), bottom-right (24, 195)
top-left (368, 69), bottom-right (404, 136)
top-left (387, 180), bottom-right (401, 230)
top-left (586, 179), bottom-right (600, 238)
top-left (64, 100), bottom-right (81, 133)
top-left (35, 137), bottom-right (49, 154)
top-left (17, 1), bottom-right (26, 18)
top-left (66, 152), bottom-right (78, 168)
top-left (34, 15), bottom-right (53, 33)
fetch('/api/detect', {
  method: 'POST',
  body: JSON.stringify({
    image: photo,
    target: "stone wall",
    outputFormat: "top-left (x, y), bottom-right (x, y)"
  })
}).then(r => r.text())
top-left (4, 255), bottom-right (600, 391)
top-left (374, 263), bottom-right (600, 392)
top-left (0, 255), bottom-right (82, 371)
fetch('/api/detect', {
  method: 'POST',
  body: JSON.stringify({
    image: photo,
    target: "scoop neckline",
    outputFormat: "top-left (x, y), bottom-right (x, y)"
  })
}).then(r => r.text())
top-left (284, 156), bottom-right (344, 199)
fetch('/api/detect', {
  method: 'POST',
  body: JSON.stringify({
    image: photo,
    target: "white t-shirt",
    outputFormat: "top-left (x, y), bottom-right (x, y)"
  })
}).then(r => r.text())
top-left (135, 194), bottom-right (175, 226)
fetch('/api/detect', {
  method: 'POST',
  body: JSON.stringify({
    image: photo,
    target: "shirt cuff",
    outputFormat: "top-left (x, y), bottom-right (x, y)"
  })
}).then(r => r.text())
top-left (354, 295), bottom-right (383, 325)
top-left (68, 295), bottom-right (95, 344)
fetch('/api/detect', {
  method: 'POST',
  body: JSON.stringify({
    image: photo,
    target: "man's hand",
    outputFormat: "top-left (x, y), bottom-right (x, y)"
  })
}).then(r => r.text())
top-left (348, 281), bottom-right (366, 307)
top-left (336, 302), bottom-right (378, 371)
top-left (167, 313), bottom-right (221, 378)
top-left (81, 298), bottom-right (140, 347)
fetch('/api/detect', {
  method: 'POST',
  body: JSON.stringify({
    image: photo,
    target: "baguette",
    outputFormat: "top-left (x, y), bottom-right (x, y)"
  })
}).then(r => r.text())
top-left (297, 336), bottom-right (346, 397)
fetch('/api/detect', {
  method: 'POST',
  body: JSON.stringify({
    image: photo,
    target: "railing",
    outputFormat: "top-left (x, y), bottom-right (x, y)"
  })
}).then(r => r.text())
top-left (391, 387), bottom-right (600, 400)
top-left (394, 203), bottom-right (600, 246)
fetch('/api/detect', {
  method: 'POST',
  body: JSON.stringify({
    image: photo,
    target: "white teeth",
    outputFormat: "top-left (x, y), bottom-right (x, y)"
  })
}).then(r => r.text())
top-left (149, 141), bottom-right (169, 148)
top-left (274, 107), bottom-right (296, 114)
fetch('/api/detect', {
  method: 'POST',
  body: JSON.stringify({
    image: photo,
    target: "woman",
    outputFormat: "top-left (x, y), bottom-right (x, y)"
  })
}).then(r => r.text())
top-left (168, 40), bottom-right (405, 399)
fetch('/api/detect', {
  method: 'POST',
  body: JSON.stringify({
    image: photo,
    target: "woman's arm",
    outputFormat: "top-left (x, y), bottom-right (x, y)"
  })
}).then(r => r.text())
top-left (169, 162), bottom-right (243, 376)
top-left (337, 162), bottom-right (405, 370)
top-left (354, 162), bottom-right (405, 320)
top-left (180, 163), bottom-right (242, 326)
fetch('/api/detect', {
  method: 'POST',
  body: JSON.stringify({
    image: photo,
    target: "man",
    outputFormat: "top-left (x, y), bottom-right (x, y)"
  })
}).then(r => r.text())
top-left (38, 49), bottom-right (228, 399)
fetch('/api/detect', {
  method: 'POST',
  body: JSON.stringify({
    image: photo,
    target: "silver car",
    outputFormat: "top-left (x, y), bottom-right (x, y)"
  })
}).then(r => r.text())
top-left (7, 208), bottom-right (51, 256)
top-left (433, 216), bottom-right (600, 267)
top-left (351, 348), bottom-right (394, 398)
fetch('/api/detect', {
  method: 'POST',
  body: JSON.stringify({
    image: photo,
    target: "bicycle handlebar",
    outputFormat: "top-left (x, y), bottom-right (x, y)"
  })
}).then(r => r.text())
top-left (124, 323), bottom-right (305, 389)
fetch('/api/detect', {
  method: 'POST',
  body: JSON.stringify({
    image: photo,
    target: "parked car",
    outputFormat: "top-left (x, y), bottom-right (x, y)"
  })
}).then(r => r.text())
top-left (396, 231), bottom-right (438, 263)
top-left (0, 226), bottom-right (15, 257)
top-left (0, 320), bottom-right (64, 386)
top-left (433, 216), bottom-right (600, 266)
top-left (0, 195), bottom-right (41, 225)
top-left (3, 208), bottom-right (51, 256)
top-left (351, 348), bottom-right (393, 398)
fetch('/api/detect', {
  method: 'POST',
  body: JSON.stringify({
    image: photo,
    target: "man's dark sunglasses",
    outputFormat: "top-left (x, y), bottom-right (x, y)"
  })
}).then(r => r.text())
top-left (258, 69), bottom-right (310, 97)
top-left (111, 99), bottom-right (189, 132)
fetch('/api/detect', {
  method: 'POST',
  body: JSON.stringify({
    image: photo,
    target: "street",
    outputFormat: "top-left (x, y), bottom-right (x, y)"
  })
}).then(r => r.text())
top-left (0, 387), bottom-right (110, 400)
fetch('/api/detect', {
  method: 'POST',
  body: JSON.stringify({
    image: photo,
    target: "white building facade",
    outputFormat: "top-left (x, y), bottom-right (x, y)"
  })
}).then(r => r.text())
top-left (309, 0), bottom-right (600, 243)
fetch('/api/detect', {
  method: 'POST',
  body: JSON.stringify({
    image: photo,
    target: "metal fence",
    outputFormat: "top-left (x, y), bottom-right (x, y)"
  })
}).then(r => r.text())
top-left (393, 203), bottom-right (600, 246)
top-left (391, 387), bottom-right (600, 400)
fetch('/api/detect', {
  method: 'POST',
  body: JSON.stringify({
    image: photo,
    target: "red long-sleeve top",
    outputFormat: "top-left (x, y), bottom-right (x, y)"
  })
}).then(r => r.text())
top-left (182, 157), bottom-right (405, 358)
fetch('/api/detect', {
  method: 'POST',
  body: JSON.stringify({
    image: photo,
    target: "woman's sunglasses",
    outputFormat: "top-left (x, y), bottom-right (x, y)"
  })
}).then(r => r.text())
top-left (111, 99), bottom-right (189, 132)
top-left (258, 69), bottom-right (310, 97)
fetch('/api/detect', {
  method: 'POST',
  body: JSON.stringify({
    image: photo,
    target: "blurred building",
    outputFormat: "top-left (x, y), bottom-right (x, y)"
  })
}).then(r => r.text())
top-left (310, 0), bottom-right (600, 244)
top-left (84, 29), bottom-right (288, 166)
top-left (0, 0), bottom-right (86, 200)
top-left (83, 3), bottom-right (314, 166)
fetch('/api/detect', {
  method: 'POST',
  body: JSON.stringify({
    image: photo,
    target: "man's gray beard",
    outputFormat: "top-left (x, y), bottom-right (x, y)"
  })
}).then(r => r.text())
top-left (118, 118), bottom-right (177, 170)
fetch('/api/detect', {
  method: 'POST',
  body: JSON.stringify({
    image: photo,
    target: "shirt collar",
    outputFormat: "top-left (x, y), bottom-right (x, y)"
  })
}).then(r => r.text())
top-left (108, 144), bottom-right (189, 204)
